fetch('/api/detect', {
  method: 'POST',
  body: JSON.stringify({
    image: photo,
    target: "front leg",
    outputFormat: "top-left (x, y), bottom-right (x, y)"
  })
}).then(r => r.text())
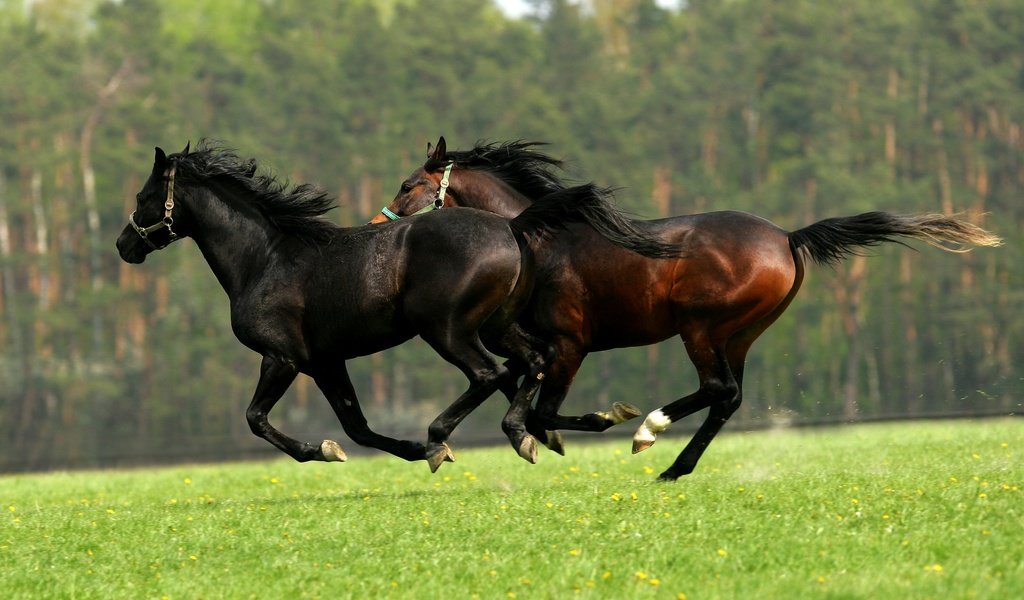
top-left (534, 346), bottom-right (641, 432)
top-left (246, 355), bottom-right (341, 462)
top-left (313, 364), bottom-right (427, 462)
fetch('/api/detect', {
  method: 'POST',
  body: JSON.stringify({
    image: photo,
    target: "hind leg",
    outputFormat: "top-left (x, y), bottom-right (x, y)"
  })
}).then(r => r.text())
top-left (312, 363), bottom-right (427, 462)
top-left (631, 332), bottom-right (741, 479)
top-left (655, 336), bottom-right (759, 480)
top-left (656, 265), bottom-right (805, 479)
top-left (419, 331), bottom-right (512, 472)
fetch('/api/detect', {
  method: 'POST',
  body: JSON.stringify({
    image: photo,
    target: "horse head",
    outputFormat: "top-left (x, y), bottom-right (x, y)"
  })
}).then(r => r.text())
top-left (369, 136), bottom-right (453, 224)
top-left (116, 143), bottom-right (191, 263)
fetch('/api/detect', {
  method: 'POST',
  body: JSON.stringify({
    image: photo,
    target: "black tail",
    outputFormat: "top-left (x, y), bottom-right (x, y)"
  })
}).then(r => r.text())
top-left (509, 184), bottom-right (680, 259)
top-left (790, 211), bottom-right (1002, 267)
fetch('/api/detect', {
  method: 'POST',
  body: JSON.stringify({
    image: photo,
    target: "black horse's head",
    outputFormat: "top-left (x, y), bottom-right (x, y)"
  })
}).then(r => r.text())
top-left (116, 144), bottom-right (191, 264)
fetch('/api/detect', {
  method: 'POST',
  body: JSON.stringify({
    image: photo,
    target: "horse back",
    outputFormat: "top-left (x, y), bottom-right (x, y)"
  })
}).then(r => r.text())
top-left (526, 211), bottom-right (797, 350)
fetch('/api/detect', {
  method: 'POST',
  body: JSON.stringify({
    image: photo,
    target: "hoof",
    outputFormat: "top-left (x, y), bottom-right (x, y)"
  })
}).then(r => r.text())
top-left (632, 424), bottom-right (657, 454)
top-left (632, 438), bottom-right (656, 454)
top-left (426, 443), bottom-right (455, 473)
top-left (320, 440), bottom-right (347, 462)
top-left (657, 470), bottom-right (681, 482)
top-left (544, 431), bottom-right (566, 456)
top-left (611, 402), bottom-right (642, 423)
top-left (517, 435), bottom-right (538, 464)
top-left (596, 402), bottom-right (643, 426)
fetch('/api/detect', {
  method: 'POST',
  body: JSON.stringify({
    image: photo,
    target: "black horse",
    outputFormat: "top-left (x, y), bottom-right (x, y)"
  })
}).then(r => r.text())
top-left (115, 142), bottom-right (676, 470)
top-left (375, 137), bottom-right (1003, 480)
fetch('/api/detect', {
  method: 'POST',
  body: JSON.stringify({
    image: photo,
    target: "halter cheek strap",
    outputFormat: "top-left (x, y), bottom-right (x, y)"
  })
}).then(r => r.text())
top-left (435, 161), bottom-right (453, 206)
top-left (377, 161), bottom-right (454, 221)
top-left (129, 162), bottom-right (180, 250)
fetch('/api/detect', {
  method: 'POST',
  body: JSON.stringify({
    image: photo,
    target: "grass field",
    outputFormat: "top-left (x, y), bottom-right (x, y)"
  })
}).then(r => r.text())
top-left (2, 419), bottom-right (1021, 599)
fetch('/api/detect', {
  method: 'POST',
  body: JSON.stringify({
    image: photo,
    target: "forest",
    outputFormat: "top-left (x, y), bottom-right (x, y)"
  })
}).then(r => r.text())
top-left (0, 0), bottom-right (1020, 471)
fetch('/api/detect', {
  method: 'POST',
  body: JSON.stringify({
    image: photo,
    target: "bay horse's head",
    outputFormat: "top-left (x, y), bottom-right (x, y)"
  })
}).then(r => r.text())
top-left (116, 143), bottom-right (191, 263)
top-left (369, 136), bottom-right (453, 224)
top-left (372, 136), bottom-right (565, 224)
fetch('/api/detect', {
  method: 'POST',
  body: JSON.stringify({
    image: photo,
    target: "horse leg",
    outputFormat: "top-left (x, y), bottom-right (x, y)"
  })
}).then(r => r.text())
top-left (533, 341), bottom-right (642, 432)
top-left (653, 264), bottom-right (806, 479)
top-left (420, 335), bottom-right (508, 472)
top-left (497, 359), bottom-right (566, 455)
top-left (631, 333), bottom-right (741, 480)
top-left (245, 355), bottom-right (337, 463)
top-left (312, 364), bottom-right (427, 462)
top-left (490, 324), bottom-right (554, 463)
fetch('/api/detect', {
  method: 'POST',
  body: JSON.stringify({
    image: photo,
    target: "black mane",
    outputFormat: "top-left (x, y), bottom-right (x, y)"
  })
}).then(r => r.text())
top-left (172, 140), bottom-right (337, 244)
top-left (425, 141), bottom-right (571, 200)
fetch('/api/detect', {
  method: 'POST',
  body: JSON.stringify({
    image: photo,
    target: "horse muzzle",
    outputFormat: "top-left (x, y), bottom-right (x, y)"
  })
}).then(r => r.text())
top-left (116, 229), bottom-right (150, 264)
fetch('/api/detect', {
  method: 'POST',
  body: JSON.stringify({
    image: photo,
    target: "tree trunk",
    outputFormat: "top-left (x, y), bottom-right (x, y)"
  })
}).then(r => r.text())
top-left (832, 255), bottom-right (867, 420)
top-left (80, 58), bottom-right (133, 354)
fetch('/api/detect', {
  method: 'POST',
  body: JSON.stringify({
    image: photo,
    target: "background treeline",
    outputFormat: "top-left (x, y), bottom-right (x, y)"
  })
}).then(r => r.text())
top-left (0, 0), bottom-right (1020, 472)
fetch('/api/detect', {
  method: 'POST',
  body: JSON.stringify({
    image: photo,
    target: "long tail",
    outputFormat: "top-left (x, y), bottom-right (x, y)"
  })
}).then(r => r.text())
top-left (789, 211), bottom-right (1002, 267)
top-left (509, 183), bottom-right (680, 259)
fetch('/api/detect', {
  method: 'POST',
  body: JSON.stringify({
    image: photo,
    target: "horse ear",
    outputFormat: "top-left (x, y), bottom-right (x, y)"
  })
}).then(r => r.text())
top-left (155, 147), bottom-right (168, 165)
top-left (429, 136), bottom-right (447, 161)
top-left (181, 141), bottom-right (191, 156)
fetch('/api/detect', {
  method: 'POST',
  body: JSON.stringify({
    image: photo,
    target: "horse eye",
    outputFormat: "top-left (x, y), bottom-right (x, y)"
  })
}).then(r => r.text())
top-left (400, 183), bottom-right (412, 193)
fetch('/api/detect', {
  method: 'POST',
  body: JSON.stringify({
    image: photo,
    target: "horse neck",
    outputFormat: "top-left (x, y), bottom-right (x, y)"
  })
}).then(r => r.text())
top-left (184, 178), bottom-right (281, 298)
top-left (454, 170), bottom-right (534, 218)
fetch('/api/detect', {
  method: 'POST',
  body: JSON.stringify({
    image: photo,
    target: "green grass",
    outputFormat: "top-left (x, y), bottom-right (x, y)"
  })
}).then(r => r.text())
top-left (2, 419), bottom-right (1021, 599)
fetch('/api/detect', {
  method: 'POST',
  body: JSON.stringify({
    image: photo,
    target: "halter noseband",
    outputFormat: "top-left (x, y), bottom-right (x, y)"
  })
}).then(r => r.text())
top-left (129, 162), bottom-right (180, 250)
top-left (378, 161), bottom-right (454, 222)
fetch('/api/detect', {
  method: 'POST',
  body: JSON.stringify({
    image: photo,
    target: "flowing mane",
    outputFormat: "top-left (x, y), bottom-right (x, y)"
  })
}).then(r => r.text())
top-left (172, 140), bottom-right (337, 243)
top-left (425, 141), bottom-right (571, 200)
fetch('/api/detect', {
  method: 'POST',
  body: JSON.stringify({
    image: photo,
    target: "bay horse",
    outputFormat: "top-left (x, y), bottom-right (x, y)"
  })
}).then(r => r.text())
top-left (115, 142), bottom-right (677, 471)
top-left (373, 137), bottom-right (1002, 480)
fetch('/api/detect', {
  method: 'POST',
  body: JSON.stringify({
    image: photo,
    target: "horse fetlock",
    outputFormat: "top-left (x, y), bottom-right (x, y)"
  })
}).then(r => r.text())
top-left (319, 439), bottom-right (347, 462)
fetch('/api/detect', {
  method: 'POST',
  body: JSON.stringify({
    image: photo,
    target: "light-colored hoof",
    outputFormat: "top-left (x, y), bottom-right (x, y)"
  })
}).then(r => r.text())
top-left (611, 402), bottom-right (642, 423)
top-left (544, 431), bottom-right (566, 456)
top-left (517, 435), bottom-right (538, 464)
top-left (632, 409), bottom-right (669, 453)
top-left (320, 440), bottom-right (347, 462)
top-left (596, 402), bottom-right (643, 426)
top-left (427, 443), bottom-right (455, 473)
top-left (632, 424), bottom-right (657, 454)
top-left (632, 437), bottom-right (656, 454)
